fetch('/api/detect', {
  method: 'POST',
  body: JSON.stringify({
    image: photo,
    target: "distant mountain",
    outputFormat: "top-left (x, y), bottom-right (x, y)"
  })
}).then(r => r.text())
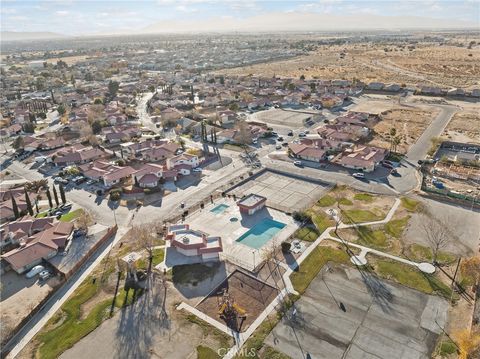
top-left (1, 31), bottom-right (67, 41)
top-left (141, 12), bottom-right (476, 34)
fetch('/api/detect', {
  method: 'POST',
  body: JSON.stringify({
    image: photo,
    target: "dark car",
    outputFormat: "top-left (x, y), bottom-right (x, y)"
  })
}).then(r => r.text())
top-left (381, 161), bottom-right (394, 169)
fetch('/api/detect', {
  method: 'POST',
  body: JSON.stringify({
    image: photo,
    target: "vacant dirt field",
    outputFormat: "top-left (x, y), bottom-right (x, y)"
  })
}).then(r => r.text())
top-left (370, 107), bottom-right (439, 154)
top-left (220, 44), bottom-right (480, 88)
top-left (196, 270), bottom-right (278, 332)
top-left (443, 109), bottom-right (480, 144)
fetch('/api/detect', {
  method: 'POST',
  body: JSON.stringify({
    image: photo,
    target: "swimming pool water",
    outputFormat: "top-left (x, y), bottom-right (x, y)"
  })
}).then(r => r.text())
top-left (210, 203), bottom-right (229, 214)
top-left (236, 218), bottom-right (286, 249)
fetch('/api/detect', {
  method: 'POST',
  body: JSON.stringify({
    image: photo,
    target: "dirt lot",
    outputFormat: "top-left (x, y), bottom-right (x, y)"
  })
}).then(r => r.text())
top-left (443, 109), bottom-right (480, 144)
top-left (196, 270), bottom-right (278, 332)
top-left (220, 43), bottom-right (480, 88)
top-left (0, 271), bottom-right (62, 342)
top-left (369, 107), bottom-right (439, 154)
top-left (250, 108), bottom-right (320, 129)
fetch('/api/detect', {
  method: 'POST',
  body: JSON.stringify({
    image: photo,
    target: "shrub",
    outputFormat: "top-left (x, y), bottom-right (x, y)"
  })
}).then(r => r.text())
top-left (292, 211), bottom-right (312, 224)
top-left (109, 191), bottom-right (121, 201)
top-left (281, 242), bottom-right (291, 253)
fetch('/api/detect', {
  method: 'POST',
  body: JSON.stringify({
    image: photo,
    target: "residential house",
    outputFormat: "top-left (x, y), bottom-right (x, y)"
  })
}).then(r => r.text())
top-left (1, 221), bottom-right (74, 274)
top-left (133, 163), bottom-right (164, 188)
top-left (288, 143), bottom-right (327, 162)
top-left (167, 153), bottom-right (199, 175)
top-left (54, 146), bottom-right (108, 167)
top-left (0, 189), bottom-right (37, 224)
top-left (332, 145), bottom-right (389, 172)
top-left (102, 166), bottom-right (136, 187)
top-left (0, 216), bottom-right (55, 248)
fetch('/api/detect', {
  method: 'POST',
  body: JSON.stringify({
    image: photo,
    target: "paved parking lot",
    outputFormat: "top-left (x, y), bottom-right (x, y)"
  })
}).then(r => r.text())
top-left (265, 266), bottom-right (448, 359)
top-left (228, 171), bottom-right (328, 212)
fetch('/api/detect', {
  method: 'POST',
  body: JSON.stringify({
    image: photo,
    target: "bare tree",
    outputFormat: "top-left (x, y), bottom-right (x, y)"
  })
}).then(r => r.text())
top-left (76, 209), bottom-right (94, 232)
top-left (235, 120), bottom-right (252, 146)
top-left (419, 210), bottom-right (454, 264)
top-left (130, 224), bottom-right (157, 273)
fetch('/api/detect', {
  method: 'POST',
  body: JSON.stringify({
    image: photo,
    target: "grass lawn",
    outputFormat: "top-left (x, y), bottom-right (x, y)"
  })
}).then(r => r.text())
top-left (59, 208), bottom-right (83, 222)
top-left (438, 340), bottom-right (458, 357)
top-left (400, 197), bottom-right (420, 212)
top-left (341, 209), bottom-right (384, 224)
top-left (294, 227), bottom-right (319, 242)
top-left (172, 262), bottom-right (220, 285)
top-left (375, 260), bottom-right (452, 298)
top-left (353, 193), bottom-right (374, 202)
top-left (338, 198), bottom-right (353, 206)
top-left (310, 211), bottom-right (335, 233)
top-left (356, 226), bottom-right (388, 249)
top-left (384, 216), bottom-right (410, 238)
top-left (407, 244), bottom-right (457, 264)
top-left (290, 246), bottom-right (350, 294)
top-left (197, 345), bottom-right (221, 359)
top-left (317, 195), bottom-right (336, 207)
top-left (137, 248), bottom-right (165, 270)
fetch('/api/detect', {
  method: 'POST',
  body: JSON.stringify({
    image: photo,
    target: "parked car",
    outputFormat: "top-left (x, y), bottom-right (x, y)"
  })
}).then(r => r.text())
top-left (86, 179), bottom-right (96, 185)
top-left (352, 172), bottom-right (365, 179)
top-left (298, 132), bottom-right (306, 137)
top-left (277, 136), bottom-right (284, 142)
top-left (282, 142), bottom-right (289, 147)
top-left (287, 131), bottom-right (294, 136)
top-left (39, 270), bottom-right (51, 281)
top-left (275, 144), bottom-right (282, 150)
top-left (293, 160), bottom-right (303, 166)
top-left (192, 167), bottom-right (202, 173)
top-left (26, 265), bottom-right (45, 279)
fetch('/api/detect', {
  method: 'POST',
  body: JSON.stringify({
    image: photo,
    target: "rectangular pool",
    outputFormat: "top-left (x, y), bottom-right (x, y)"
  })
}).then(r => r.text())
top-left (210, 203), bottom-right (229, 214)
top-left (236, 218), bottom-right (286, 249)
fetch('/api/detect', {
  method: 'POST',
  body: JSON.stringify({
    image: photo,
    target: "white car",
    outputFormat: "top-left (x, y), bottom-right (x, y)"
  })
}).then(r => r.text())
top-left (39, 270), bottom-right (51, 280)
top-left (298, 132), bottom-right (306, 137)
top-left (26, 265), bottom-right (45, 279)
top-left (192, 167), bottom-right (202, 173)
top-left (275, 144), bottom-right (282, 150)
top-left (352, 172), bottom-right (365, 179)
top-left (293, 160), bottom-right (303, 166)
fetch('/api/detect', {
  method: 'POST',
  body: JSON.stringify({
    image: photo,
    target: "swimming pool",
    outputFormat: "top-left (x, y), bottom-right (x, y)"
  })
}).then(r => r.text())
top-left (236, 218), bottom-right (286, 249)
top-left (210, 203), bottom-right (229, 214)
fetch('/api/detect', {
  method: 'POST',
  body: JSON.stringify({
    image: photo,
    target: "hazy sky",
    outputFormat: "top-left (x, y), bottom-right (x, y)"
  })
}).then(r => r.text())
top-left (1, 0), bottom-right (479, 35)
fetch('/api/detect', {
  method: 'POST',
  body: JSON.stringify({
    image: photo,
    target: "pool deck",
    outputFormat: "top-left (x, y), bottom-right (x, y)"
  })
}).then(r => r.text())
top-left (183, 198), bottom-right (297, 270)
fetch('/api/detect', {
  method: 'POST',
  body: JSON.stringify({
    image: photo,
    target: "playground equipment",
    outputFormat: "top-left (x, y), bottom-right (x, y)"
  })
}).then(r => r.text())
top-left (217, 288), bottom-right (247, 324)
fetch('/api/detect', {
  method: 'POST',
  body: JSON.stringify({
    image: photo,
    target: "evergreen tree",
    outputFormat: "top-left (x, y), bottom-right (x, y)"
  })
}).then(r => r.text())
top-left (52, 185), bottom-right (59, 207)
top-left (24, 189), bottom-right (34, 216)
top-left (59, 184), bottom-right (66, 204)
top-left (11, 196), bottom-right (20, 219)
top-left (46, 188), bottom-right (53, 208)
